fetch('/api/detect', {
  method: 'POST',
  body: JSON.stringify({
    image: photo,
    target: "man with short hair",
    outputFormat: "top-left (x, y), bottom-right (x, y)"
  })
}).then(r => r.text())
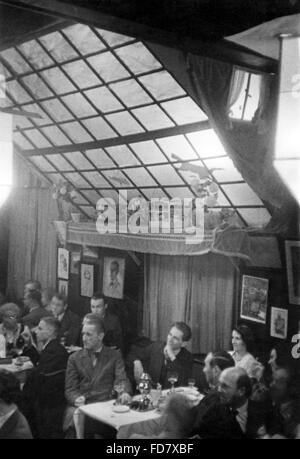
top-left (127, 322), bottom-right (193, 389)
top-left (50, 293), bottom-right (81, 346)
top-left (22, 290), bottom-right (51, 329)
top-left (89, 292), bottom-right (123, 350)
top-left (203, 350), bottom-right (235, 390)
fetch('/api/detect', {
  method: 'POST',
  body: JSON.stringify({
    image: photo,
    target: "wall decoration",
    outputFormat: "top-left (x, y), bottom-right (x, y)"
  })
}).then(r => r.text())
top-left (270, 307), bottom-right (288, 339)
top-left (285, 240), bottom-right (300, 305)
top-left (103, 257), bottom-right (125, 299)
top-left (240, 275), bottom-right (269, 324)
top-left (57, 248), bottom-right (69, 280)
top-left (80, 263), bottom-right (94, 298)
top-left (70, 251), bottom-right (81, 274)
top-left (58, 279), bottom-right (68, 298)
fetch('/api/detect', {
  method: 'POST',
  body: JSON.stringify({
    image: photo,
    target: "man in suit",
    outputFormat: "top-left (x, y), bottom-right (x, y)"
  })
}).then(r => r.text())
top-left (50, 292), bottom-right (81, 346)
top-left (65, 314), bottom-right (131, 438)
top-left (22, 290), bottom-right (51, 330)
top-left (203, 350), bottom-right (235, 391)
top-left (22, 316), bottom-right (69, 438)
top-left (88, 292), bottom-right (123, 351)
top-left (127, 322), bottom-right (193, 389)
top-left (193, 367), bottom-right (268, 439)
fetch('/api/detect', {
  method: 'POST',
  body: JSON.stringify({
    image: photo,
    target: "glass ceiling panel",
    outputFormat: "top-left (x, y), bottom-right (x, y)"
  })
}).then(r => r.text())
top-left (80, 206), bottom-right (97, 218)
top-left (141, 188), bottom-right (168, 200)
top-left (13, 132), bottom-right (33, 150)
top-left (6, 80), bottom-right (32, 104)
top-left (186, 130), bottom-right (227, 158)
top-left (72, 193), bottom-right (90, 205)
top-left (41, 125), bottom-right (72, 146)
top-left (97, 29), bottom-right (134, 47)
top-left (84, 86), bottom-right (123, 113)
top-left (132, 105), bottom-right (174, 130)
top-left (115, 42), bottom-right (162, 74)
top-left (85, 148), bottom-right (115, 168)
top-left (165, 187), bottom-right (194, 199)
top-left (222, 183), bottom-right (263, 206)
top-left (88, 52), bottom-right (129, 82)
top-left (81, 190), bottom-right (102, 205)
top-left (24, 129), bottom-right (52, 148)
top-left (64, 151), bottom-right (94, 170)
top-left (130, 140), bottom-right (167, 164)
top-left (124, 167), bottom-right (157, 187)
top-left (18, 40), bottom-right (54, 70)
top-left (105, 111), bottom-right (144, 135)
top-left (41, 98), bottom-right (73, 122)
top-left (46, 154), bottom-right (74, 171)
top-left (46, 173), bottom-right (65, 184)
top-left (157, 135), bottom-right (198, 161)
top-left (81, 117), bottom-right (117, 140)
top-left (203, 157), bottom-right (244, 183)
top-left (101, 169), bottom-right (132, 188)
top-left (162, 97), bottom-right (207, 124)
top-left (39, 32), bottom-right (79, 63)
top-left (13, 115), bottom-right (33, 130)
top-left (21, 74), bottom-right (54, 99)
top-left (238, 208), bottom-right (271, 228)
top-left (40, 67), bottom-right (76, 94)
top-left (64, 172), bottom-right (91, 188)
top-left (63, 25), bottom-right (106, 55)
top-left (119, 188), bottom-right (143, 200)
top-left (214, 189), bottom-right (231, 207)
top-left (29, 155), bottom-right (56, 172)
top-left (62, 61), bottom-right (100, 89)
top-left (109, 79), bottom-right (152, 107)
top-left (0, 48), bottom-right (32, 73)
top-left (139, 70), bottom-right (185, 101)
top-left (99, 189), bottom-right (121, 202)
top-left (83, 171), bottom-right (110, 188)
top-left (147, 164), bottom-right (184, 186)
top-left (60, 121), bottom-right (93, 143)
top-left (20, 102), bottom-right (52, 126)
top-left (105, 145), bottom-right (140, 167)
top-left (61, 93), bottom-right (97, 118)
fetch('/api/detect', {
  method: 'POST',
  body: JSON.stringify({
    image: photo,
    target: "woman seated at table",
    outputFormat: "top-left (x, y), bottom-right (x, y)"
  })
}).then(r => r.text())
top-left (230, 324), bottom-right (263, 380)
top-left (0, 317), bottom-right (39, 365)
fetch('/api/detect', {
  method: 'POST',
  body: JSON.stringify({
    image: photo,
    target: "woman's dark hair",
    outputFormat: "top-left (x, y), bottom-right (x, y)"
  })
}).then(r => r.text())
top-left (0, 371), bottom-right (21, 405)
top-left (233, 324), bottom-right (255, 353)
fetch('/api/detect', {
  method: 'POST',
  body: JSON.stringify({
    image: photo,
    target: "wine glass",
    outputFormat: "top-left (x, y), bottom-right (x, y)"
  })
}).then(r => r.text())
top-left (114, 381), bottom-right (125, 405)
top-left (167, 372), bottom-right (178, 393)
top-left (188, 378), bottom-right (196, 389)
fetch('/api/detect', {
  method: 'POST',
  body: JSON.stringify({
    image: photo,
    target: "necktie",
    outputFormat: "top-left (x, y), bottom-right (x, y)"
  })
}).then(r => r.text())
top-left (92, 352), bottom-right (99, 368)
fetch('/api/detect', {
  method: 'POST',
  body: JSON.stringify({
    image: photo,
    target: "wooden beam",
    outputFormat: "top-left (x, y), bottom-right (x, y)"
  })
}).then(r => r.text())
top-left (23, 120), bottom-right (211, 156)
top-left (1, 0), bottom-right (278, 73)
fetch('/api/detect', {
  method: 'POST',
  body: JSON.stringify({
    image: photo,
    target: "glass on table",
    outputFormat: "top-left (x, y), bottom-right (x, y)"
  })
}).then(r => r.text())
top-left (167, 371), bottom-right (178, 393)
top-left (114, 381), bottom-right (125, 405)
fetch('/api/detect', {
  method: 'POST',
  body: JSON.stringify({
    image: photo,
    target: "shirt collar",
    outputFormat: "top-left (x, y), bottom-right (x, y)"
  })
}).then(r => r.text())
top-left (236, 400), bottom-right (248, 415)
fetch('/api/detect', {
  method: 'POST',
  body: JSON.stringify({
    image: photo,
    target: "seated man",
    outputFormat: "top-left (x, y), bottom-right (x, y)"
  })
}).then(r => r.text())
top-left (50, 292), bottom-right (81, 346)
top-left (22, 291), bottom-right (51, 330)
top-left (127, 322), bottom-right (193, 389)
top-left (21, 317), bottom-right (69, 439)
top-left (89, 292), bottom-right (123, 350)
top-left (203, 350), bottom-right (235, 391)
top-left (65, 314), bottom-right (131, 438)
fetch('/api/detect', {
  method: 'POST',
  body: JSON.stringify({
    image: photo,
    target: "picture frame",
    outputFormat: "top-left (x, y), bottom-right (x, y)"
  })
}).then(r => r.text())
top-left (103, 256), bottom-right (125, 299)
top-left (80, 263), bottom-right (94, 298)
top-left (285, 240), bottom-right (300, 305)
top-left (240, 275), bottom-right (269, 324)
top-left (57, 247), bottom-right (69, 280)
top-left (70, 251), bottom-right (81, 275)
top-left (58, 279), bottom-right (68, 298)
top-left (270, 307), bottom-right (288, 339)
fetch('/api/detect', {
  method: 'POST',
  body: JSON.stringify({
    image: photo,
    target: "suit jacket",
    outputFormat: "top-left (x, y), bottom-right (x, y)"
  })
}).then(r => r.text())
top-left (0, 409), bottom-right (33, 439)
top-left (22, 307), bottom-right (51, 329)
top-left (65, 346), bottom-right (131, 405)
top-left (58, 309), bottom-right (81, 346)
top-left (127, 341), bottom-right (194, 389)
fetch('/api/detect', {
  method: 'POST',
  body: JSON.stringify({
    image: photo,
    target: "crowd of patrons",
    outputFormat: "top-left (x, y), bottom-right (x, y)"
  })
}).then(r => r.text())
top-left (0, 280), bottom-right (299, 440)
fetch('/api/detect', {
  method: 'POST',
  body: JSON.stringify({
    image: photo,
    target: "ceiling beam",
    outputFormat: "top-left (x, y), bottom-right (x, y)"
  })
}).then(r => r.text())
top-left (1, 0), bottom-right (278, 73)
top-left (21, 120), bottom-right (211, 156)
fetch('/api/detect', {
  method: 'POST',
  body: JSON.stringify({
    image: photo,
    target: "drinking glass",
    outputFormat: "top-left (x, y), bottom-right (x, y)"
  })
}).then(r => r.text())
top-left (114, 381), bottom-right (125, 405)
top-left (188, 378), bottom-right (196, 389)
top-left (167, 372), bottom-right (178, 393)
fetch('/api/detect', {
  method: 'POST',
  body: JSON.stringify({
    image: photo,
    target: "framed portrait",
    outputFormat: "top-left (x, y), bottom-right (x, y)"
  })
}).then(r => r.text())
top-left (103, 257), bottom-right (125, 299)
top-left (57, 248), bottom-right (69, 280)
top-left (80, 263), bottom-right (94, 298)
top-left (270, 307), bottom-right (288, 339)
top-left (285, 240), bottom-right (300, 305)
top-left (240, 275), bottom-right (269, 324)
top-left (70, 251), bottom-right (81, 275)
top-left (58, 279), bottom-right (68, 298)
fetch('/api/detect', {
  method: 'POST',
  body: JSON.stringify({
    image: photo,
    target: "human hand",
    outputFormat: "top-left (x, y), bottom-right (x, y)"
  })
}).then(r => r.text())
top-left (119, 392), bottom-right (131, 405)
top-left (74, 395), bottom-right (86, 407)
top-left (21, 327), bottom-right (33, 347)
top-left (133, 360), bottom-right (144, 382)
top-left (164, 344), bottom-right (176, 361)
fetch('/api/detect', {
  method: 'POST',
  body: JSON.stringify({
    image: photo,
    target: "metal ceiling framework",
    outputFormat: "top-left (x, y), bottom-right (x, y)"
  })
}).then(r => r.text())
top-left (0, 17), bottom-right (271, 227)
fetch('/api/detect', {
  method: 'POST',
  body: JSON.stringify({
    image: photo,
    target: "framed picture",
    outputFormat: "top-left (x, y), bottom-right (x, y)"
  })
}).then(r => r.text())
top-left (70, 251), bottom-right (81, 275)
top-left (80, 263), bottom-right (94, 298)
top-left (58, 279), bottom-right (68, 298)
top-left (285, 240), bottom-right (300, 305)
top-left (270, 307), bottom-right (288, 339)
top-left (103, 257), bottom-right (125, 299)
top-left (240, 275), bottom-right (269, 324)
top-left (57, 248), bottom-right (69, 280)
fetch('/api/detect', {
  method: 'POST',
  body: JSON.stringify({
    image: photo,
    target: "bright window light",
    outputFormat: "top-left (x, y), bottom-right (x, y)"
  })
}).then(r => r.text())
top-left (0, 113), bottom-right (13, 208)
